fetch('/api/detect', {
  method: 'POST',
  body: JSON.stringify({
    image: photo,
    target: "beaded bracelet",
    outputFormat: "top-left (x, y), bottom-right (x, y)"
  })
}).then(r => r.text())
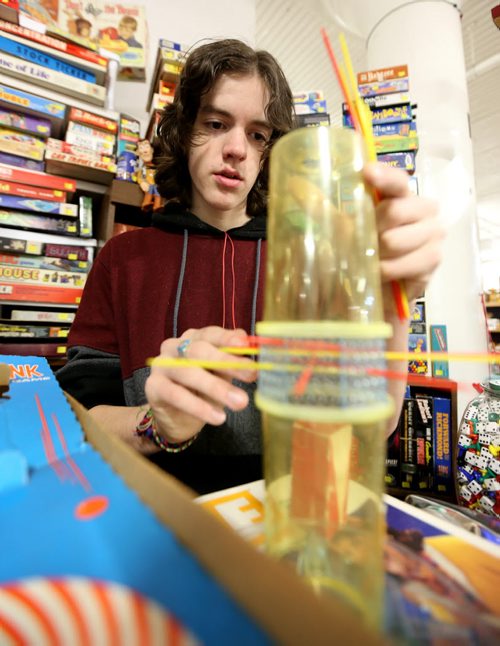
top-left (135, 407), bottom-right (199, 453)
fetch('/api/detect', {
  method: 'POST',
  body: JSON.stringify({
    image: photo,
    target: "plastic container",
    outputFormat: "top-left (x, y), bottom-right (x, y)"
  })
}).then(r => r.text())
top-left (456, 378), bottom-right (500, 517)
top-left (256, 126), bottom-right (393, 630)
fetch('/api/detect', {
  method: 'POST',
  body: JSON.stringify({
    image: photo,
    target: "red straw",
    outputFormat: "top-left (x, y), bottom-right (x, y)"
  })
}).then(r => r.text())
top-left (320, 27), bottom-right (410, 322)
top-left (320, 28), bottom-right (361, 133)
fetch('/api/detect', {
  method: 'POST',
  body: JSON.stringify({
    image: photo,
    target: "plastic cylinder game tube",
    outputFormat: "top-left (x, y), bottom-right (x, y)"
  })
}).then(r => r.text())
top-left (256, 125), bottom-right (393, 630)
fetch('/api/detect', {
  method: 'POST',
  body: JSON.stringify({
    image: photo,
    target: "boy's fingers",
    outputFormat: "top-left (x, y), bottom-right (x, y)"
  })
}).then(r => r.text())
top-left (364, 162), bottom-right (411, 198)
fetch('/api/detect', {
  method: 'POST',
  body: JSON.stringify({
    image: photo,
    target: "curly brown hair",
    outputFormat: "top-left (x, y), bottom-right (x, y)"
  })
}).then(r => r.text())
top-left (154, 39), bottom-right (295, 217)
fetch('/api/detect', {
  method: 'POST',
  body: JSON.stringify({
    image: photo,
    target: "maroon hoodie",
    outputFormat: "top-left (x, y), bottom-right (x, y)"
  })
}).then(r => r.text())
top-left (56, 203), bottom-right (267, 491)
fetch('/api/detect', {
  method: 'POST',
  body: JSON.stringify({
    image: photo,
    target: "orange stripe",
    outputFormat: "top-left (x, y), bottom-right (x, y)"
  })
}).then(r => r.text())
top-left (131, 591), bottom-right (150, 645)
top-left (0, 611), bottom-right (26, 645)
top-left (93, 582), bottom-right (120, 646)
top-left (3, 585), bottom-right (60, 645)
top-left (35, 394), bottom-right (58, 464)
top-left (292, 363), bottom-right (315, 396)
top-left (320, 29), bottom-right (362, 133)
top-left (165, 615), bottom-right (183, 646)
top-left (35, 394), bottom-right (71, 482)
top-left (49, 580), bottom-right (90, 646)
top-left (52, 414), bottom-right (92, 492)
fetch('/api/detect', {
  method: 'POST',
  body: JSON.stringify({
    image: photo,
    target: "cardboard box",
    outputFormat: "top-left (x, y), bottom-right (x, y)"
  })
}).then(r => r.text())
top-left (0, 356), bottom-right (381, 644)
top-left (198, 480), bottom-right (500, 642)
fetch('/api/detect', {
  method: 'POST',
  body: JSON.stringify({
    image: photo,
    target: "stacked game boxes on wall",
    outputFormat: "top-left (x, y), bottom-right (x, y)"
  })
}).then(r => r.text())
top-left (144, 38), bottom-right (186, 144)
top-left (115, 37), bottom-right (185, 185)
top-left (0, 8), bottom-right (122, 184)
top-left (0, 6), bottom-right (123, 360)
top-left (0, 83), bottom-right (102, 242)
top-left (293, 91), bottom-right (330, 129)
top-left (343, 65), bottom-right (419, 192)
top-left (16, 0), bottom-right (148, 81)
top-left (408, 300), bottom-right (428, 376)
top-left (348, 66), bottom-right (424, 375)
top-left (0, 164), bottom-right (93, 298)
top-left (0, 99), bottom-right (49, 172)
top-left (0, 161), bottom-right (95, 362)
top-left (45, 105), bottom-right (118, 185)
top-left (385, 300), bottom-right (454, 499)
top-left (0, 14), bottom-right (110, 106)
top-left (114, 112), bottom-right (140, 182)
top-left (385, 378), bottom-right (454, 499)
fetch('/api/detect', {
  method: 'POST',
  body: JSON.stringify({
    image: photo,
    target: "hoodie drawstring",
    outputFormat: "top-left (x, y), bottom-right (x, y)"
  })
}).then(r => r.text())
top-left (172, 228), bottom-right (189, 338)
top-left (172, 229), bottom-right (263, 336)
top-left (222, 232), bottom-right (237, 329)
top-left (250, 238), bottom-right (262, 336)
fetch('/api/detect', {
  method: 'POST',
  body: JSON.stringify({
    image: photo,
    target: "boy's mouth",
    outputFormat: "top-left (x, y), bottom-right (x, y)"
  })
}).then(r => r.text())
top-left (214, 169), bottom-right (243, 188)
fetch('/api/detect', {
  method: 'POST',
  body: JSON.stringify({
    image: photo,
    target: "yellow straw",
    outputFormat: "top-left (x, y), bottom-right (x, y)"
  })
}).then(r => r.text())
top-left (149, 350), bottom-right (498, 370)
top-left (336, 31), bottom-right (410, 320)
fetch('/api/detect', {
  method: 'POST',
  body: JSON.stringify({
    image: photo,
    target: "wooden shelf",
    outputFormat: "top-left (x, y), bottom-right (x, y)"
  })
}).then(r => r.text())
top-left (109, 179), bottom-right (144, 206)
top-left (386, 486), bottom-right (456, 504)
top-left (98, 179), bottom-right (150, 242)
top-left (407, 374), bottom-right (458, 392)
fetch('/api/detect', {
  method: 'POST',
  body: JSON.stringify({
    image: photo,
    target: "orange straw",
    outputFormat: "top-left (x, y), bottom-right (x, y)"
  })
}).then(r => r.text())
top-left (320, 28), bottom-right (410, 321)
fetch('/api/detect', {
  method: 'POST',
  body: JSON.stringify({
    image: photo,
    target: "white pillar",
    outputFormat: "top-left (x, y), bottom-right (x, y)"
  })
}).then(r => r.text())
top-left (317, 0), bottom-right (490, 418)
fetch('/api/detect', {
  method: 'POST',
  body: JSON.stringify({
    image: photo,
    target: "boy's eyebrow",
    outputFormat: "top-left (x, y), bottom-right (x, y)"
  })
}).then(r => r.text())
top-left (199, 104), bottom-right (271, 130)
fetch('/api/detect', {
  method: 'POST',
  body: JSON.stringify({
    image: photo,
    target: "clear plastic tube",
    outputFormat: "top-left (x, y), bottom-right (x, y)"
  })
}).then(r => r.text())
top-left (256, 126), bottom-right (393, 630)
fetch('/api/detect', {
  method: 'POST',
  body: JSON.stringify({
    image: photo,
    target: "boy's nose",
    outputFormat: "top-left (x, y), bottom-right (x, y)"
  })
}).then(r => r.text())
top-left (222, 129), bottom-right (247, 160)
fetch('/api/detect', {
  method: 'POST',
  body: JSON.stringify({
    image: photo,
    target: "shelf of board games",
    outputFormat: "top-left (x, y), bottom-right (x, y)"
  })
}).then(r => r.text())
top-left (385, 374), bottom-right (459, 504)
top-left (0, 39), bottom-right (120, 367)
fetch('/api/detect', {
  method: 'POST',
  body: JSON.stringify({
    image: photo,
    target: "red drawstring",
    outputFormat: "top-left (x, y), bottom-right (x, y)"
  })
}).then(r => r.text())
top-left (222, 233), bottom-right (237, 329)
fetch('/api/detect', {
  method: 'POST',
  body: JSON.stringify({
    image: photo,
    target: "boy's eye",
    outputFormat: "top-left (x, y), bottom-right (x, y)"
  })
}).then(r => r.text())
top-left (251, 132), bottom-right (271, 148)
top-left (207, 120), bottom-right (224, 130)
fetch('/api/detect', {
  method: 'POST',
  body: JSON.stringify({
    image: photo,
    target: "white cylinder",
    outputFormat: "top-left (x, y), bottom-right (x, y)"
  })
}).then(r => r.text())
top-left (363, 0), bottom-right (489, 416)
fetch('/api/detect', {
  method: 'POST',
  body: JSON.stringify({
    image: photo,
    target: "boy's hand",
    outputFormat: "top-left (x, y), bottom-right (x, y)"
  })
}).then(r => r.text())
top-left (145, 326), bottom-right (256, 445)
top-left (364, 162), bottom-right (445, 308)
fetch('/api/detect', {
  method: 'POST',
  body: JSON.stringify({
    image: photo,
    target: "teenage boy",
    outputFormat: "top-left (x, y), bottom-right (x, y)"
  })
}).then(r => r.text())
top-left (57, 39), bottom-right (443, 493)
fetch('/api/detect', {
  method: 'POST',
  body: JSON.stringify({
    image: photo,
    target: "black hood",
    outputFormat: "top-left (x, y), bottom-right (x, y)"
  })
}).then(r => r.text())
top-left (152, 202), bottom-right (267, 240)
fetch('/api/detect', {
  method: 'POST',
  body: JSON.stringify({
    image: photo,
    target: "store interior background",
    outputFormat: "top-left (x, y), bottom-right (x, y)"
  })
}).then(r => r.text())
top-left (113, 0), bottom-right (499, 295)
top-left (111, 0), bottom-right (498, 415)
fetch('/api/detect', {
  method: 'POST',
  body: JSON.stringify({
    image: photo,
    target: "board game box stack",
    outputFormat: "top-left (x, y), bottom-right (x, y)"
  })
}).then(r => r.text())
top-left (0, 105), bottom-right (48, 171)
top-left (293, 90), bottom-right (330, 129)
top-left (343, 64), bottom-right (419, 186)
top-left (0, 11), bottom-right (121, 186)
top-left (144, 38), bottom-right (186, 145)
top-left (0, 77), bottom-right (66, 170)
top-left (114, 111), bottom-right (140, 182)
top-left (408, 300), bottom-right (428, 376)
top-left (44, 104), bottom-right (119, 184)
top-left (0, 162), bottom-right (95, 238)
top-left (343, 66), bottom-right (426, 379)
top-left (0, 73), bottom-right (66, 146)
top-left (0, 161), bottom-right (96, 361)
top-left (385, 377), bottom-right (455, 499)
top-left (15, 0), bottom-right (148, 82)
top-left (0, 15), bottom-right (112, 107)
top-left (0, 3), bottom-right (127, 364)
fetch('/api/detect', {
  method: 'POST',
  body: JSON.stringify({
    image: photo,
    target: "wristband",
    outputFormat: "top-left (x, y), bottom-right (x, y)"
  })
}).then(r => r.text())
top-left (135, 408), bottom-right (199, 453)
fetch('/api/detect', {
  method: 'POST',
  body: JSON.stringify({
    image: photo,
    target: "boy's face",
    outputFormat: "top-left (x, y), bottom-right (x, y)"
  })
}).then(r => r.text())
top-left (119, 23), bottom-right (135, 39)
top-left (188, 73), bottom-right (272, 227)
